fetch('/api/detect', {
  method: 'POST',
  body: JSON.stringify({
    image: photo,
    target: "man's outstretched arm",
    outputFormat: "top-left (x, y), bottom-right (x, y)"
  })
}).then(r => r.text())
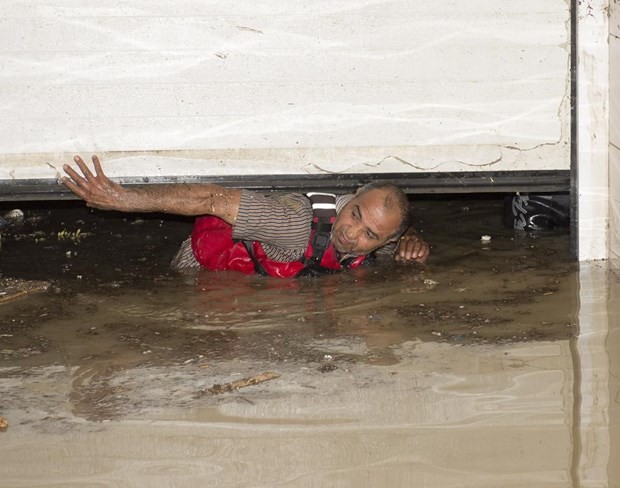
top-left (62, 155), bottom-right (241, 225)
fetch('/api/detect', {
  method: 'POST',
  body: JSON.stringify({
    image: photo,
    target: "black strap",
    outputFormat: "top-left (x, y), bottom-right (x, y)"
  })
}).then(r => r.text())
top-left (241, 240), bottom-right (268, 276)
top-left (242, 193), bottom-right (338, 277)
top-left (305, 195), bottom-right (336, 266)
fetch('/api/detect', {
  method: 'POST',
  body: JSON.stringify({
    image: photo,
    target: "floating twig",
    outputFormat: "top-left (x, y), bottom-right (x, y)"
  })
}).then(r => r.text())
top-left (202, 372), bottom-right (280, 395)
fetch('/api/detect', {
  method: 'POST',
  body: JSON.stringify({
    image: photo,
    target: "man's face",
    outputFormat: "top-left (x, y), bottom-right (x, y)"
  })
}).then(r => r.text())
top-left (331, 188), bottom-right (401, 255)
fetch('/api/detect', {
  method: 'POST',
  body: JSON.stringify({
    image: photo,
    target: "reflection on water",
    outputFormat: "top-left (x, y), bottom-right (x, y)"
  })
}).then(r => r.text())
top-left (0, 197), bottom-right (618, 487)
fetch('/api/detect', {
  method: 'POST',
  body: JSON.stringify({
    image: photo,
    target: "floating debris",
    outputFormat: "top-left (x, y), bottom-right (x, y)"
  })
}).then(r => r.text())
top-left (3, 209), bottom-right (24, 224)
top-left (57, 228), bottom-right (89, 243)
top-left (201, 372), bottom-right (281, 395)
top-left (0, 278), bottom-right (49, 305)
top-left (423, 278), bottom-right (439, 289)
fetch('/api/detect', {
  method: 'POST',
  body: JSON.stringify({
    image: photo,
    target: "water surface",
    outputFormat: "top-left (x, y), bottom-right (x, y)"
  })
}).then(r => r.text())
top-left (0, 196), bottom-right (617, 487)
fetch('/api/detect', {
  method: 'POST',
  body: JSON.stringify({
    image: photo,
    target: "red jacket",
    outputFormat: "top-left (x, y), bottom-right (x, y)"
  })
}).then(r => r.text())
top-left (191, 193), bottom-right (366, 278)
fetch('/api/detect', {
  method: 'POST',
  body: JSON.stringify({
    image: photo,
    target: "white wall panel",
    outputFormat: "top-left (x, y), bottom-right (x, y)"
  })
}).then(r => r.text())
top-left (0, 0), bottom-right (571, 179)
top-left (576, 0), bottom-right (610, 261)
top-left (609, 1), bottom-right (620, 263)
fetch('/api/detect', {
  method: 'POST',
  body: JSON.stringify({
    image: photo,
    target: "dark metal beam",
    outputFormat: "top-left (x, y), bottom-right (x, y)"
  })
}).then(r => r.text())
top-left (0, 170), bottom-right (571, 202)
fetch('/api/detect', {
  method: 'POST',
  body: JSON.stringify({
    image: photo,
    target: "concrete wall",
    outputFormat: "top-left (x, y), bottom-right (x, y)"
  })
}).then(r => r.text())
top-left (610, 0), bottom-right (620, 262)
top-left (0, 1), bottom-right (571, 181)
top-left (608, 0), bottom-right (620, 477)
top-left (577, 0), bottom-right (611, 261)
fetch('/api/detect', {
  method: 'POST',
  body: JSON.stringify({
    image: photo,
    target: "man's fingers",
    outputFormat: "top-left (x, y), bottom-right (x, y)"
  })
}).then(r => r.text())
top-left (61, 174), bottom-right (89, 200)
top-left (89, 154), bottom-right (119, 191)
top-left (73, 155), bottom-right (96, 181)
top-left (414, 243), bottom-right (430, 264)
top-left (62, 156), bottom-right (98, 198)
top-left (395, 236), bottom-right (430, 264)
top-left (62, 163), bottom-right (88, 187)
top-left (91, 155), bottom-right (104, 178)
top-left (400, 238), bottom-right (421, 259)
top-left (412, 240), bottom-right (426, 258)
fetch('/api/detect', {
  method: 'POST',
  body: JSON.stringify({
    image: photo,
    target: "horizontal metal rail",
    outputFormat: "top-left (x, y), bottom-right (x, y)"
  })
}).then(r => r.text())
top-left (0, 170), bottom-right (570, 202)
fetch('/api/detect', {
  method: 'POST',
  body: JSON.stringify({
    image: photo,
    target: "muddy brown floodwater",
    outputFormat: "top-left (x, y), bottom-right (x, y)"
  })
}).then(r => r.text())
top-left (0, 195), bottom-right (619, 487)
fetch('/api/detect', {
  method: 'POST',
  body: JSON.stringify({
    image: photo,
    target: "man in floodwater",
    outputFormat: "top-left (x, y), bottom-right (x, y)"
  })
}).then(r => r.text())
top-left (62, 155), bottom-right (429, 277)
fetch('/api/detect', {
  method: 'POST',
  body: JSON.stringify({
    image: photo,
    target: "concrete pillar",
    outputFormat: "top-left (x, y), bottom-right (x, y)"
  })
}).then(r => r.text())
top-left (577, 0), bottom-right (610, 261)
top-left (610, 0), bottom-right (620, 262)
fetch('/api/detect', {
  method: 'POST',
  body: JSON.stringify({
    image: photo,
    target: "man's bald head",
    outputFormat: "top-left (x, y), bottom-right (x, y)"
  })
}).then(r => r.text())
top-left (355, 182), bottom-right (411, 240)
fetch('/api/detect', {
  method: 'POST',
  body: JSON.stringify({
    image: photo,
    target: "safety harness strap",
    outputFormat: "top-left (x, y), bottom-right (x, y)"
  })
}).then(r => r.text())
top-left (305, 192), bottom-right (337, 266)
